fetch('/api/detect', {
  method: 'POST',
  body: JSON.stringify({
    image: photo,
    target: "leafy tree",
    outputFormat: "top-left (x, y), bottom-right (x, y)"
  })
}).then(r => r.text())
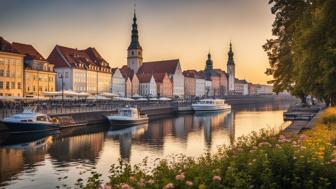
top-left (263, 0), bottom-right (308, 96)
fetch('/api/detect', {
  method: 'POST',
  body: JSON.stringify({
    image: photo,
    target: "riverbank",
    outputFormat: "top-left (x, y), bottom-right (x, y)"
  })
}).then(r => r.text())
top-left (81, 108), bottom-right (336, 189)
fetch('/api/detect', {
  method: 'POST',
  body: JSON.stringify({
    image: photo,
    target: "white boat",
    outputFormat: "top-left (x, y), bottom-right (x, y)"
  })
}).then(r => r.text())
top-left (105, 107), bottom-right (149, 127)
top-left (0, 107), bottom-right (59, 133)
top-left (192, 99), bottom-right (231, 111)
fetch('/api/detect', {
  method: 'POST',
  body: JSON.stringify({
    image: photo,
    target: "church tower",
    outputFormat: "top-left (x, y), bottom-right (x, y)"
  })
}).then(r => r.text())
top-left (204, 52), bottom-right (213, 79)
top-left (127, 10), bottom-right (143, 73)
top-left (227, 42), bottom-right (235, 94)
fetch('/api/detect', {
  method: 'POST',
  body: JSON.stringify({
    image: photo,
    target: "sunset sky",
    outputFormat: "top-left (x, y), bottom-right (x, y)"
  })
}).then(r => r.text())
top-left (1, 0), bottom-right (275, 84)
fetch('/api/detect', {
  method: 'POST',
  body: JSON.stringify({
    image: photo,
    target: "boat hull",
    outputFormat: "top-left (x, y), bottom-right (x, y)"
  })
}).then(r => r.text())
top-left (106, 117), bottom-right (149, 127)
top-left (192, 104), bottom-right (231, 111)
top-left (0, 121), bottom-right (59, 134)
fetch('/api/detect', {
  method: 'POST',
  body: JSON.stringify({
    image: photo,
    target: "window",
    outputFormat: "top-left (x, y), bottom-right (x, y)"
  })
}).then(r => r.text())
top-left (65, 72), bottom-right (69, 78)
top-left (5, 82), bottom-right (9, 89)
top-left (11, 82), bottom-right (15, 89)
top-left (0, 58), bottom-right (4, 64)
top-left (17, 82), bottom-right (21, 89)
top-left (0, 82), bottom-right (3, 89)
top-left (27, 86), bottom-right (30, 91)
top-left (0, 70), bottom-right (3, 77)
top-left (131, 51), bottom-right (134, 56)
top-left (6, 70), bottom-right (9, 77)
top-left (39, 86), bottom-right (42, 91)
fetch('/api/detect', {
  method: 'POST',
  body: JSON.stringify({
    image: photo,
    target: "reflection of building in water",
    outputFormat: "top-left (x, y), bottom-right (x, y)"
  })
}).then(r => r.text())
top-left (107, 124), bottom-right (148, 160)
top-left (193, 111), bottom-right (230, 148)
top-left (0, 136), bottom-right (52, 183)
top-left (48, 133), bottom-right (104, 164)
top-left (173, 116), bottom-right (187, 139)
top-left (225, 111), bottom-right (235, 145)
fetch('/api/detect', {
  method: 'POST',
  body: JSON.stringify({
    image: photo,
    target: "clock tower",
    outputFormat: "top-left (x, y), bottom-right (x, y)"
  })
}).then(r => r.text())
top-left (127, 11), bottom-right (143, 73)
top-left (227, 42), bottom-right (235, 94)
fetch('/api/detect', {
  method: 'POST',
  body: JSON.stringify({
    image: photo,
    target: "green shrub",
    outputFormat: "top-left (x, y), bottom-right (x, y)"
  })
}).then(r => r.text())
top-left (80, 129), bottom-right (336, 189)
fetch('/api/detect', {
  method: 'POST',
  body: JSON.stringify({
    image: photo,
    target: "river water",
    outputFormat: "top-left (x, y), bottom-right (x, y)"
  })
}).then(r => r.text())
top-left (0, 102), bottom-right (292, 189)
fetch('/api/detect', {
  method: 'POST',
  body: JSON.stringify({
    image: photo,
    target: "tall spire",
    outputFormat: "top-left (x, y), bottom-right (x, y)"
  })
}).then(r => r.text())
top-left (227, 42), bottom-right (234, 65)
top-left (128, 8), bottom-right (142, 50)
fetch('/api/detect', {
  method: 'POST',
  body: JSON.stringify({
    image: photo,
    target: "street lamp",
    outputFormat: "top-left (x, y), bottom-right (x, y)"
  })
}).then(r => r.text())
top-left (58, 73), bottom-right (64, 110)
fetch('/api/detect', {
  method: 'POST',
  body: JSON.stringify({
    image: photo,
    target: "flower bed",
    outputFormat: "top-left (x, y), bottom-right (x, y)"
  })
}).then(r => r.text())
top-left (80, 108), bottom-right (336, 189)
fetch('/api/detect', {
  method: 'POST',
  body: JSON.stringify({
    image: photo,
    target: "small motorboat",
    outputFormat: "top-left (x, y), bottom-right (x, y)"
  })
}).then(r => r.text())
top-left (192, 99), bottom-right (231, 111)
top-left (106, 107), bottom-right (148, 127)
top-left (0, 107), bottom-right (59, 133)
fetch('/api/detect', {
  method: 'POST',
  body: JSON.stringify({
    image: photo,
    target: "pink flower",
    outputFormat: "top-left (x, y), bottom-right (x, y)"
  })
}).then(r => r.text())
top-left (213, 175), bottom-right (222, 182)
top-left (175, 174), bottom-right (185, 181)
top-left (299, 134), bottom-right (307, 141)
top-left (186, 180), bottom-right (193, 186)
top-left (121, 183), bottom-right (131, 189)
top-left (331, 159), bottom-right (336, 164)
top-left (165, 183), bottom-right (174, 189)
top-left (100, 184), bottom-right (112, 189)
top-left (147, 179), bottom-right (155, 184)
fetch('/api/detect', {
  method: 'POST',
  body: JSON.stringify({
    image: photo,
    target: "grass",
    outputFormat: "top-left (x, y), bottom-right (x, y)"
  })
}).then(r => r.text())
top-left (79, 108), bottom-right (336, 189)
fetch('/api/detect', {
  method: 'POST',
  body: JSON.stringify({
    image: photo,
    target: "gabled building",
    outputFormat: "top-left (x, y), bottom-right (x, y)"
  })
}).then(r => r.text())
top-left (47, 45), bottom-right (112, 93)
top-left (214, 69), bottom-right (228, 96)
top-left (183, 70), bottom-right (197, 98)
top-left (0, 37), bottom-right (24, 97)
top-left (138, 59), bottom-right (184, 98)
top-left (153, 73), bottom-right (172, 97)
top-left (120, 65), bottom-right (139, 97)
top-left (12, 42), bottom-right (56, 97)
top-left (111, 68), bottom-right (125, 96)
top-left (137, 73), bottom-right (157, 97)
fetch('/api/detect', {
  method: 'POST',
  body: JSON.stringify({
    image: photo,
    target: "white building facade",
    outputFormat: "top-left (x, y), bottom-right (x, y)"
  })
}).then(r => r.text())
top-left (111, 69), bottom-right (125, 96)
top-left (195, 78), bottom-right (205, 97)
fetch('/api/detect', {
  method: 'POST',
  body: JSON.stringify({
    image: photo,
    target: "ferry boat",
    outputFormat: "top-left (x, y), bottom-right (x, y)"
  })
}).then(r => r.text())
top-left (106, 107), bottom-right (148, 126)
top-left (0, 107), bottom-right (59, 133)
top-left (192, 99), bottom-right (231, 111)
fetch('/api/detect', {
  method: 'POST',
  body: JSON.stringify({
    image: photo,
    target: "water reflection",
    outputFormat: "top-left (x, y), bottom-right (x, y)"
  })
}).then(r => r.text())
top-left (0, 103), bottom-right (290, 189)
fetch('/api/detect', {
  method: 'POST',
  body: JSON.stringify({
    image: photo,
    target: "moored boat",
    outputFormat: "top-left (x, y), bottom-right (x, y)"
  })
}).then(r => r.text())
top-left (192, 99), bottom-right (231, 111)
top-left (0, 107), bottom-right (59, 133)
top-left (105, 107), bottom-right (148, 127)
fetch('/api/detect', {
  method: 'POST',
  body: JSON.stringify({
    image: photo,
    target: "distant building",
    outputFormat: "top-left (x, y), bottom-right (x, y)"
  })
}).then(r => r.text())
top-left (137, 73), bottom-right (157, 97)
top-left (12, 42), bottom-right (56, 97)
top-left (248, 83), bottom-right (257, 95)
top-left (227, 43), bottom-right (235, 95)
top-left (183, 71), bottom-right (196, 98)
top-left (256, 84), bottom-right (273, 95)
top-left (47, 45), bottom-right (112, 93)
top-left (153, 73), bottom-right (172, 97)
top-left (195, 72), bottom-right (205, 97)
top-left (204, 53), bottom-right (221, 97)
top-left (205, 78), bottom-right (212, 97)
top-left (111, 68), bottom-right (125, 96)
top-left (234, 79), bottom-right (247, 95)
top-left (138, 59), bottom-right (184, 98)
top-left (0, 37), bottom-right (24, 97)
top-left (214, 69), bottom-right (228, 96)
top-left (120, 65), bottom-right (139, 97)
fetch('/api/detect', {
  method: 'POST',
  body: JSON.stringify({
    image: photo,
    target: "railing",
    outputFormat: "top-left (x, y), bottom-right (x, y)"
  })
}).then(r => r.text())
top-left (0, 99), bottom-right (194, 119)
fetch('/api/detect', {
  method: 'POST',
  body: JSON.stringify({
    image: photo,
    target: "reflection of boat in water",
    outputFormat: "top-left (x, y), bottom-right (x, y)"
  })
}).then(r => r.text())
top-left (107, 123), bottom-right (148, 137)
top-left (192, 99), bottom-right (231, 111)
top-left (0, 131), bottom-right (56, 147)
top-left (0, 132), bottom-right (54, 150)
top-left (0, 107), bottom-right (59, 133)
top-left (105, 107), bottom-right (148, 128)
top-left (194, 110), bottom-right (230, 117)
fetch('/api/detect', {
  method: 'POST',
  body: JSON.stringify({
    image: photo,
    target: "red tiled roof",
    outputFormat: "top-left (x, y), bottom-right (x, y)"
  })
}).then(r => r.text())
top-left (138, 59), bottom-right (179, 74)
top-left (47, 45), bottom-right (111, 72)
top-left (120, 65), bottom-right (135, 79)
top-left (153, 73), bottom-right (168, 83)
top-left (12, 42), bottom-right (46, 61)
top-left (183, 70), bottom-right (199, 78)
top-left (0, 37), bottom-right (19, 54)
top-left (137, 73), bottom-right (153, 83)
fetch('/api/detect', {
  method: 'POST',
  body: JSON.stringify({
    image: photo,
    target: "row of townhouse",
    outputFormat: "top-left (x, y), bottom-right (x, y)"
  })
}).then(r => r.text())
top-left (0, 37), bottom-right (55, 97)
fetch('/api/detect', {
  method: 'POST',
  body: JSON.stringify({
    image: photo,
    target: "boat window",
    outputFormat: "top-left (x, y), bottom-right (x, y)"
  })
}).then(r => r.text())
top-left (36, 116), bottom-right (47, 121)
top-left (28, 120), bottom-right (33, 122)
top-left (21, 120), bottom-right (28, 122)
